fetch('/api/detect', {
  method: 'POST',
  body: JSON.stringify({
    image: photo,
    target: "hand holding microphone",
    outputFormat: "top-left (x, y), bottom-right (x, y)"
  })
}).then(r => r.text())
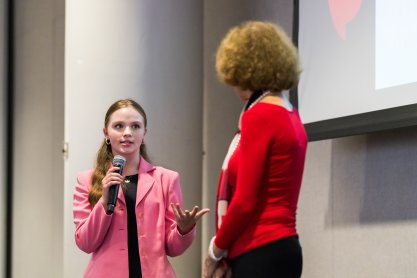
top-left (101, 155), bottom-right (126, 214)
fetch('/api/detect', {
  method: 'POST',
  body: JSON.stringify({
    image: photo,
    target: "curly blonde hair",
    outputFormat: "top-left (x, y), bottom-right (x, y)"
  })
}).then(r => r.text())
top-left (216, 21), bottom-right (300, 91)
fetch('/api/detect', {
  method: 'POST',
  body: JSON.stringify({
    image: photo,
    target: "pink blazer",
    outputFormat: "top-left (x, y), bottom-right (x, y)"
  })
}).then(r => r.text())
top-left (73, 157), bottom-right (196, 278)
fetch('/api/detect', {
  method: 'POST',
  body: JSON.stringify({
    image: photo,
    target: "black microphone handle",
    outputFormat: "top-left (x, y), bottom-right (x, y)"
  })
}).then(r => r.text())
top-left (106, 184), bottom-right (120, 214)
top-left (107, 155), bottom-right (125, 215)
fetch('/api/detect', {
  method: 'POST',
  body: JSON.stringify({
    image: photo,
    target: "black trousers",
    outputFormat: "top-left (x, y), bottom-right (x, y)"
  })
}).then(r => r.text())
top-left (230, 236), bottom-right (302, 278)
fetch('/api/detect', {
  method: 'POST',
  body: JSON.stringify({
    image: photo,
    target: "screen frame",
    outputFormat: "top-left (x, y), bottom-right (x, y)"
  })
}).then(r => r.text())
top-left (292, 0), bottom-right (417, 141)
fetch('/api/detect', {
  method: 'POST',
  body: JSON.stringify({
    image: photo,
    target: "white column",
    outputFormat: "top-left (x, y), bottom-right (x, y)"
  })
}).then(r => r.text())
top-left (64, 1), bottom-right (203, 277)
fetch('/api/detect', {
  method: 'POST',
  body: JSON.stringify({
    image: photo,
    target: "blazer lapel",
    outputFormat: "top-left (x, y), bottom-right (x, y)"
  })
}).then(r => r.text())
top-left (136, 157), bottom-right (156, 206)
top-left (136, 173), bottom-right (155, 206)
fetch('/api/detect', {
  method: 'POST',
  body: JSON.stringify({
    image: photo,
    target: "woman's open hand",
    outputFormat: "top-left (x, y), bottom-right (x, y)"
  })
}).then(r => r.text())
top-left (171, 203), bottom-right (210, 234)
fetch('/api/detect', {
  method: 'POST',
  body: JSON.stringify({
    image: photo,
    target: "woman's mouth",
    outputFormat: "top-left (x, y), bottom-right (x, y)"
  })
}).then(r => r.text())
top-left (120, 141), bottom-right (133, 146)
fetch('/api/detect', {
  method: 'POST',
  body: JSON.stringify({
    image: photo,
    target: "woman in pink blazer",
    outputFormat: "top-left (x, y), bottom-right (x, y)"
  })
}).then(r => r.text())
top-left (73, 99), bottom-right (209, 277)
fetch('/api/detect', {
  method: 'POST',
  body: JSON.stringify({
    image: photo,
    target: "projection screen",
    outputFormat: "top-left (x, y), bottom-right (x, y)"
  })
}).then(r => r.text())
top-left (297, 0), bottom-right (417, 140)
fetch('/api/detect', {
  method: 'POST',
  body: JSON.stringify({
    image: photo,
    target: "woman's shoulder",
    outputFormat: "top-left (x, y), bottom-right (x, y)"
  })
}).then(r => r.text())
top-left (153, 165), bottom-right (179, 179)
top-left (242, 103), bottom-right (272, 124)
top-left (247, 102), bottom-right (298, 121)
top-left (141, 158), bottom-right (179, 182)
top-left (141, 158), bottom-right (177, 177)
top-left (77, 168), bottom-right (94, 177)
top-left (76, 168), bottom-right (95, 185)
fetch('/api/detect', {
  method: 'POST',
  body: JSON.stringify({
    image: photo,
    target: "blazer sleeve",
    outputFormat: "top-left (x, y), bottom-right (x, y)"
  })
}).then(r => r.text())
top-left (162, 170), bottom-right (196, 257)
top-left (73, 171), bottom-right (113, 254)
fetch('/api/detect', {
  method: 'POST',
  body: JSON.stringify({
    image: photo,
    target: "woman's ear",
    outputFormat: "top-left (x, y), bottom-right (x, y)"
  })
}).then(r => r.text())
top-left (103, 127), bottom-right (108, 137)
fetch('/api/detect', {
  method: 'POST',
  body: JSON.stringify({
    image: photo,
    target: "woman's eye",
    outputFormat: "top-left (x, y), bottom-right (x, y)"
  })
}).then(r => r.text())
top-left (132, 124), bottom-right (141, 129)
top-left (115, 124), bottom-right (123, 129)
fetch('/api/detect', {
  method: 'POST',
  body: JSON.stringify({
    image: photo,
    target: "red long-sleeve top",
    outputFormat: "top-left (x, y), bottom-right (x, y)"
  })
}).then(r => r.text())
top-left (215, 102), bottom-right (307, 259)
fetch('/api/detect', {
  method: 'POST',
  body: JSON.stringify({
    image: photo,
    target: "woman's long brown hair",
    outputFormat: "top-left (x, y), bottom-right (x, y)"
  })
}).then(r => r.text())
top-left (88, 99), bottom-right (150, 206)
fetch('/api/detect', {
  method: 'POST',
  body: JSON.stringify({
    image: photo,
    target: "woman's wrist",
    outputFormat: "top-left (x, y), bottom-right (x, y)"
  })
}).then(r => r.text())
top-left (209, 236), bottom-right (227, 261)
top-left (177, 223), bottom-right (195, 235)
top-left (99, 197), bottom-right (107, 209)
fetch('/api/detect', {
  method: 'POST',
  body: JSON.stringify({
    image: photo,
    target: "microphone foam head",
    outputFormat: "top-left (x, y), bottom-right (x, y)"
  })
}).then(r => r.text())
top-left (113, 155), bottom-right (126, 167)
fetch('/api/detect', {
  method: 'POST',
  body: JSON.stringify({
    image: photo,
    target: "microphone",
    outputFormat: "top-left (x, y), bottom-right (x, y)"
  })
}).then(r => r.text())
top-left (106, 155), bottom-right (126, 214)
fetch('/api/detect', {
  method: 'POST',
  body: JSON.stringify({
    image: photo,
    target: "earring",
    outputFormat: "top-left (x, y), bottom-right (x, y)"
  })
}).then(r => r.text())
top-left (141, 140), bottom-right (145, 145)
top-left (105, 138), bottom-right (111, 145)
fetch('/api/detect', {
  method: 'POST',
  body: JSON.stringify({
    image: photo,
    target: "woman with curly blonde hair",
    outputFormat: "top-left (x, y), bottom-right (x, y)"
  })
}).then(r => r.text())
top-left (203, 21), bottom-right (307, 278)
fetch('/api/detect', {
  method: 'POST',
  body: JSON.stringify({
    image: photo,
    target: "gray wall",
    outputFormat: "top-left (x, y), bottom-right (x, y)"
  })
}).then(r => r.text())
top-left (299, 129), bottom-right (417, 277)
top-left (12, 0), bottom-right (64, 277)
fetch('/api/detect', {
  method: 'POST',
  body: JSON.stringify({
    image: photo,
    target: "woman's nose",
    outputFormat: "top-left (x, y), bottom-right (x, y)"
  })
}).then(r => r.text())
top-left (123, 127), bottom-right (132, 136)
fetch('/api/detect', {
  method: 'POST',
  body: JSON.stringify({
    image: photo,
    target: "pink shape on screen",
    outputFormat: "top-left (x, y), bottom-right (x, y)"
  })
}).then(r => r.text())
top-left (328, 0), bottom-right (363, 40)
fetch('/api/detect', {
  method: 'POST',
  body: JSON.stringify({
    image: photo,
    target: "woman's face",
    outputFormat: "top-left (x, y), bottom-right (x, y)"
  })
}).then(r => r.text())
top-left (233, 86), bottom-right (252, 101)
top-left (103, 106), bottom-right (147, 158)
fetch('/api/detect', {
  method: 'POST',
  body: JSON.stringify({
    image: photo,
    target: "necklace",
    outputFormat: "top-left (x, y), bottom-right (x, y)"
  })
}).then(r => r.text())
top-left (248, 91), bottom-right (271, 110)
top-left (237, 91), bottom-right (271, 130)
top-left (124, 174), bottom-right (138, 184)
